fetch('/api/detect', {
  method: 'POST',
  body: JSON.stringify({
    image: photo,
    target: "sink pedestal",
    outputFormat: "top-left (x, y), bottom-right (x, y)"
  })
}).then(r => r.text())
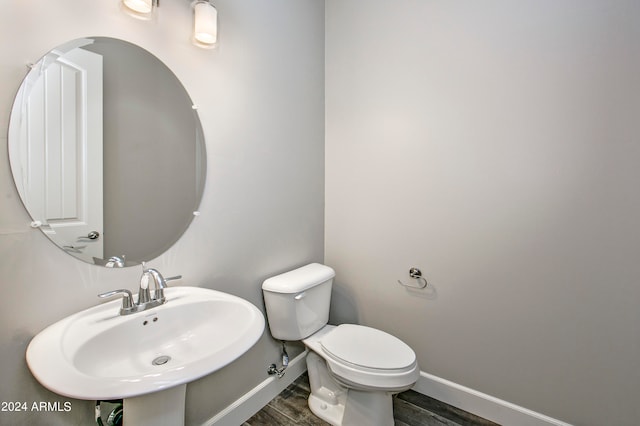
top-left (123, 384), bottom-right (186, 426)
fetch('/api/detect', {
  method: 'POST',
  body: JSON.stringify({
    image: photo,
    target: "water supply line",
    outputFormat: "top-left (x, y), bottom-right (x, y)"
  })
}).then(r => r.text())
top-left (95, 400), bottom-right (123, 426)
top-left (267, 341), bottom-right (289, 378)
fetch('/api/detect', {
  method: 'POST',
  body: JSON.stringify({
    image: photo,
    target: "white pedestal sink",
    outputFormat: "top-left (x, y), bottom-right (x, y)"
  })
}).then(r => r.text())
top-left (26, 286), bottom-right (265, 425)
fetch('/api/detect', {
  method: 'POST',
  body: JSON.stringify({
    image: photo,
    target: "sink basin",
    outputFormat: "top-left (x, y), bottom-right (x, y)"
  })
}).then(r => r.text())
top-left (26, 286), bottom-right (265, 400)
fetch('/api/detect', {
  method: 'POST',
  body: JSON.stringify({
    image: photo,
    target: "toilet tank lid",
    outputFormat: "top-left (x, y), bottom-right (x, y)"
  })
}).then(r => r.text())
top-left (262, 263), bottom-right (335, 293)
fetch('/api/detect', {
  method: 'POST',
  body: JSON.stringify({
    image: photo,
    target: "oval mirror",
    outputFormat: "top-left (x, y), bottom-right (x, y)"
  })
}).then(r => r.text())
top-left (8, 37), bottom-right (206, 267)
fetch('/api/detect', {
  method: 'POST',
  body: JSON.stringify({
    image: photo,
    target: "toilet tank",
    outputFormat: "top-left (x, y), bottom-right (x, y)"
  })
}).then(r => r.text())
top-left (262, 263), bottom-right (335, 340)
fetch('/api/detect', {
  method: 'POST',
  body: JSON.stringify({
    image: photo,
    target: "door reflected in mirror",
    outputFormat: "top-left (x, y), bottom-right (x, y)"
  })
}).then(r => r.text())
top-left (8, 37), bottom-right (206, 267)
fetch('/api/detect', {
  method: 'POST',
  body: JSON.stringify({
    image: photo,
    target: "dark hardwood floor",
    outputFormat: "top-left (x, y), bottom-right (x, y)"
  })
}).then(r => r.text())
top-left (244, 373), bottom-right (500, 426)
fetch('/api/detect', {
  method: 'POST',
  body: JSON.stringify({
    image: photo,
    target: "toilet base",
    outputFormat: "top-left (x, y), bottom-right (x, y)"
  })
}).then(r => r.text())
top-left (306, 351), bottom-right (394, 426)
top-left (308, 393), bottom-right (344, 426)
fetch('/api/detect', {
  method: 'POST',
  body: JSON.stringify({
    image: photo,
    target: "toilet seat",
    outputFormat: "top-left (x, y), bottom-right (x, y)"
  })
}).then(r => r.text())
top-left (321, 324), bottom-right (416, 370)
top-left (310, 324), bottom-right (420, 391)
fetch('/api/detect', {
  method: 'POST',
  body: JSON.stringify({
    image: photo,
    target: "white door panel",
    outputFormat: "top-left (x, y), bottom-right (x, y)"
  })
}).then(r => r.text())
top-left (25, 48), bottom-right (104, 259)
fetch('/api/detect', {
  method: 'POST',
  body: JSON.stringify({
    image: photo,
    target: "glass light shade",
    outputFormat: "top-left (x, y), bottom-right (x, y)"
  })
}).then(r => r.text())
top-left (193, 1), bottom-right (218, 47)
top-left (122, 0), bottom-right (153, 14)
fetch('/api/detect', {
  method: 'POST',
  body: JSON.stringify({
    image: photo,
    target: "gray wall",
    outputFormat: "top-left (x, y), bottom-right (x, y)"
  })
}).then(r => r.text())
top-left (0, 1), bottom-right (324, 425)
top-left (325, 1), bottom-right (640, 425)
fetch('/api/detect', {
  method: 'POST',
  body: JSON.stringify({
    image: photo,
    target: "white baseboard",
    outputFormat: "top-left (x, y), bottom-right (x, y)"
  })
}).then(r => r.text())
top-left (413, 371), bottom-right (573, 426)
top-left (201, 350), bottom-right (309, 426)
top-left (201, 356), bottom-right (572, 426)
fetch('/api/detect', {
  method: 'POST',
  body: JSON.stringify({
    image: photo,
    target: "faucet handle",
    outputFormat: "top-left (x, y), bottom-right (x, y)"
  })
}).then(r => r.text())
top-left (162, 275), bottom-right (182, 288)
top-left (98, 289), bottom-right (134, 313)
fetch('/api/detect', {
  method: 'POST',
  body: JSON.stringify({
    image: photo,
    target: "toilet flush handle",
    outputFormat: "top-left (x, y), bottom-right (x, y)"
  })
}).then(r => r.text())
top-left (294, 292), bottom-right (306, 300)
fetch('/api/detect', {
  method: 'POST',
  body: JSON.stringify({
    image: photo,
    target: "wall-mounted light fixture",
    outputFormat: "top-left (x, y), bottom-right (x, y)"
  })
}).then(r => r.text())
top-left (121, 0), bottom-right (218, 49)
top-left (192, 0), bottom-right (218, 49)
top-left (121, 0), bottom-right (157, 20)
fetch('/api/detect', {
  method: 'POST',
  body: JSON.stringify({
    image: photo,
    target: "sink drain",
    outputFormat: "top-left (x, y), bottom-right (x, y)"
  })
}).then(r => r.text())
top-left (152, 355), bottom-right (171, 366)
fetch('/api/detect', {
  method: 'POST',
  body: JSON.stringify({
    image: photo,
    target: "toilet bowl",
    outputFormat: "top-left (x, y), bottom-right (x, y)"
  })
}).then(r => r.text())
top-left (303, 324), bottom-right (419, 425)
top-left (262, 263), bottom-right (420, 426)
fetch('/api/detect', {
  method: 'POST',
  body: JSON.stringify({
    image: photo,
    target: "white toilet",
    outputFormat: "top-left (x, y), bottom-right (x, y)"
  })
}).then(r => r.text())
top-left (262, 263), bottom-right (420, 426)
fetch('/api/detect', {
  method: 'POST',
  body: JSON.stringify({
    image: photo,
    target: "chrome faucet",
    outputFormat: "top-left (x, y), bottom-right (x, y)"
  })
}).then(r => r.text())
top-left (98, 265), bottom-right (182, 315)
top-left (141, 267), bottom-right (182, 305)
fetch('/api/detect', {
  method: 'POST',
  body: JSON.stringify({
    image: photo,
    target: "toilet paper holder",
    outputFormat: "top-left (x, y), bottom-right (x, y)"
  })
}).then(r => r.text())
top-left (397, 267), bottom-right (428, 289)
